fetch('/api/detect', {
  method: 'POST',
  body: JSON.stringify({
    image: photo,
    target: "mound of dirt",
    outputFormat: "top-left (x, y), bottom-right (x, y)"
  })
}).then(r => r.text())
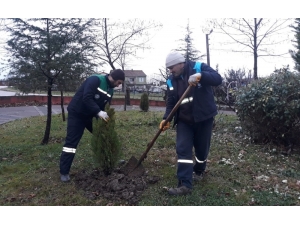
top-left (74, 161), bottom-right (160, 206)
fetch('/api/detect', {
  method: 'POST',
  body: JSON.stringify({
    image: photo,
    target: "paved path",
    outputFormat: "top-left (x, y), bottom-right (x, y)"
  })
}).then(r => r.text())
top-left (0, 86), bottom-right (166, 124)
top-left (0, 104), bottom-right (167, 125)
top-left (0, 86), bottom-right (236, 125)
top-left (0, 104), bottom-right (236, 125)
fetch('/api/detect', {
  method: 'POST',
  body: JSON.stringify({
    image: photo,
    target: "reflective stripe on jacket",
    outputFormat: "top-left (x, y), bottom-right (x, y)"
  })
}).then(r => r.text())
top-left (164, 60), bottom-right (222, 124)
top-left (67, 74), bottom-right (114, 118)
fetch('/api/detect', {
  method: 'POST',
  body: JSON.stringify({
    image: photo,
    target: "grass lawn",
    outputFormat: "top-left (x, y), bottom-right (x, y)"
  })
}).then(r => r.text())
top-left (1, 110), bottom-right (300, 206)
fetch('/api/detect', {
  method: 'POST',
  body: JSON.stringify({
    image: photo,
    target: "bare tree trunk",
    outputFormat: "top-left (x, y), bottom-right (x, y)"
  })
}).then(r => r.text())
top-left (60, 90), bottom-right (66, 121)
top-left (254, 49), bottom-right (258, 80)
top-left (126, 88), bottom-right (131, 105)
top-left (41, 19), bottom-right (52, 145)
top-left (253, 19), bottom-right (258, 80)
top-left (41, 79), bottom-right (52, 145)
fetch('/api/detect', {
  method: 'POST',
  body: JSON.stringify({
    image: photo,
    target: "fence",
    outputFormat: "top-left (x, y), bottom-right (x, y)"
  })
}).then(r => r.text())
top-left (0, 95), bottom-right (166, 107)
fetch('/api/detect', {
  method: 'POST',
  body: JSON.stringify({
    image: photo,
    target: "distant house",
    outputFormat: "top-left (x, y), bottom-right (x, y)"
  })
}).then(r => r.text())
top-left (123, 70), bottom-right (147, 91)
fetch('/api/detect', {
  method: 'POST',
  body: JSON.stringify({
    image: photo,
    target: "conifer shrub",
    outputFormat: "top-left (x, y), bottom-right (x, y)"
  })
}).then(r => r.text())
top-left (91, 104), bottom-right (122, 175)
top-left (140, 92), bottom-right (149, 112)
top-left (235, 67), bottom-right (300, 147)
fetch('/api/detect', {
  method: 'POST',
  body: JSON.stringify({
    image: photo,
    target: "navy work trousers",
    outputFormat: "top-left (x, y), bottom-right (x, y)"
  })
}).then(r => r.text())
top-left (176, 117), bottom-right (214, 189)
top-left (59, 111), bottom-right (93, 175)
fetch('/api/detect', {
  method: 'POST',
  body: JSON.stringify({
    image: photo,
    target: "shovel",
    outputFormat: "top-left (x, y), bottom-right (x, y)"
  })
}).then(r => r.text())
top-left (122, 84), bottom-right (194, 176)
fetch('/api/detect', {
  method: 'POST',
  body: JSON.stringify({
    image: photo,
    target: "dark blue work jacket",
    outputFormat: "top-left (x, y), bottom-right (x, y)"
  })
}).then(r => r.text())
top-left (67, 74), bottom-right (114, 118)
top-left (163, 60), bottom-right (222, 125)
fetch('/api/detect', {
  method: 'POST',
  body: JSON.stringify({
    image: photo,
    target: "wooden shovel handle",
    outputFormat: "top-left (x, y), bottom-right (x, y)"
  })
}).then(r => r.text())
top-left (134, 85), bottom-right (193, 168)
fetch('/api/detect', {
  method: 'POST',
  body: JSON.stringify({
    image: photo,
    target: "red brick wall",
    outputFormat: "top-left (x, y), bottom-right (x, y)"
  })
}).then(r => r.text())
top-left (0, 96), bottom-right (166, 107)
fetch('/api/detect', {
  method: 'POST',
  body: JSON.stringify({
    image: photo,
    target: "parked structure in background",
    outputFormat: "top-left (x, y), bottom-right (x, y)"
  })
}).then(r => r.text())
top-left (149, 77), bottom-right (165, 86)
top-left (148, 86), bottom-right (163, 93)
top-left (148, 77), bottom-right (166, 94)
top-left (123, 70), bottom-right (147, 92)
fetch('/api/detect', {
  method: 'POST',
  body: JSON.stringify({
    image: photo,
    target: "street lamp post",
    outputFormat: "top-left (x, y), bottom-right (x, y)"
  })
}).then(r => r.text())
top-left (206, 29), bottom-right (213, 66)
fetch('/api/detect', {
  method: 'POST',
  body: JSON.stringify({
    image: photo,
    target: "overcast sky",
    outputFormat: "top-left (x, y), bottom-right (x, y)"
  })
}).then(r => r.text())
top-left (130, 18), bottom-right (295, 81)
top-left (0, 1), bottom-right (298, 82)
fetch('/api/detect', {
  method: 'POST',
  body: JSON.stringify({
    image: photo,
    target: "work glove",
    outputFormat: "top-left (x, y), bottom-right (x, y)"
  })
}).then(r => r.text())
top-left (188, 73), bottom-right (201, 86)
top-left (159, 120), bottom-right (170, 131)
top-left (98, 110), bottom-right (109, 122)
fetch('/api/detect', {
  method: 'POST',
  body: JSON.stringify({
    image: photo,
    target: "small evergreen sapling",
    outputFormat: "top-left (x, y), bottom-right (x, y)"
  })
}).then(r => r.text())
top-left (139, 92), bottom-right (149, 112)
top-left (91, 104), bottom-right (122, 175)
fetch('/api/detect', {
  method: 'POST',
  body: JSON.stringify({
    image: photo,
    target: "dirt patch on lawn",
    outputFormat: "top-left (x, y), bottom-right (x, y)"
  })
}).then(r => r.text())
top-left (73, 159), bottom-right (160, 206)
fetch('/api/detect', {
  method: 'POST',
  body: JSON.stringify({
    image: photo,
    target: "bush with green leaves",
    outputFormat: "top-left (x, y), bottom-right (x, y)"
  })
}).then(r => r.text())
top-left (91, 105), bottom-right (122, 175)
top-left (139, 92), bottom-right (149, 112)
top-left (235, 67), bottom-right (300, 147)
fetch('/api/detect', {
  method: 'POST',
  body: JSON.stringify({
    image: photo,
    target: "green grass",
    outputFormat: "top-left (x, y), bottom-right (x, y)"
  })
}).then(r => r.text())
top-left (1, 110), bottom-right (300, 206)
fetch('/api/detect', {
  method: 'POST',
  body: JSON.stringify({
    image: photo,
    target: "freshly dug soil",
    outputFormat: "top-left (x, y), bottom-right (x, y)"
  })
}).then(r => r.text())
top-left (74, 158), bottom-right (160, 206)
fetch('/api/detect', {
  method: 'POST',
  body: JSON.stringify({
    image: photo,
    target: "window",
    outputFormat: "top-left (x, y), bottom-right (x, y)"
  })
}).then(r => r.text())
top-left (138, 77), bottom-right (144, 82)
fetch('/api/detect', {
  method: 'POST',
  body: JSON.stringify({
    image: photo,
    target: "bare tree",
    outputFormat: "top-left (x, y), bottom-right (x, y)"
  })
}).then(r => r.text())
top-left (91, 18), bottom-right (162, 110)
top-left (207, 18), bottom-right (293, 79)
top-left (158, 67), bottom-right (169, 81)
top-left (91, 18), bottom-right (162, 70)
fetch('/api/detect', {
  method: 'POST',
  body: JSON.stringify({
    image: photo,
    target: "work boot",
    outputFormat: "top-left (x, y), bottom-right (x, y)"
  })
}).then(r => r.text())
top-left (168, 186), bottom-right (192, 196)
top-left (60, 174), bottom-right (70, 182)
top-left (193, 171), bottom-right (205, 182)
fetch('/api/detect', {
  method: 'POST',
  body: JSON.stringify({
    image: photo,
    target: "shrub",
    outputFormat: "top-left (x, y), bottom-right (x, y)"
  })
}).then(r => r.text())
top-left (235, 67), bottom-right (300, 147)
top-left (139, 92), bottom-right (149, 112)
top-left (91, 104), bottom-right (122, 175)
top-left (213, 68), bottom-right (252, 111)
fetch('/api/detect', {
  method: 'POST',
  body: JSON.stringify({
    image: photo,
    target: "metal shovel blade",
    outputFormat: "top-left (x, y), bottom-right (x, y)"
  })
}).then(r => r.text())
top-left (121, 156), bottom-right (145, 177)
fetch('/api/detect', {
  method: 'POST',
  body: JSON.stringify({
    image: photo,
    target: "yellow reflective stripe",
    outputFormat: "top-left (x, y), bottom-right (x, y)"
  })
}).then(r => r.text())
top-left (97, 87), bottom-right (111, 98)
top-left (63, 147), bottom-right (76, 153)
top-left (177, 159), bottom-right (193, 164)
top-left (181, 97), bottom-right (193, 105)
top-left (195, 156), bottom-right (206, 163)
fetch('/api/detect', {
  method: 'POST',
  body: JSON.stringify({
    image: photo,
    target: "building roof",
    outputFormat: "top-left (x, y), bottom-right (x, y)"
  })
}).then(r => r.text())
top-left (123, 70), bottom-right (147, 77)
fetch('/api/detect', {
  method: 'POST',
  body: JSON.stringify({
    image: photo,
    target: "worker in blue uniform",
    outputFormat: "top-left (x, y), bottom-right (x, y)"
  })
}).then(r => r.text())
top-left (59, 69), bottom-right (125, 182)
top-left (160, 51), bottom-right (222, 195)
